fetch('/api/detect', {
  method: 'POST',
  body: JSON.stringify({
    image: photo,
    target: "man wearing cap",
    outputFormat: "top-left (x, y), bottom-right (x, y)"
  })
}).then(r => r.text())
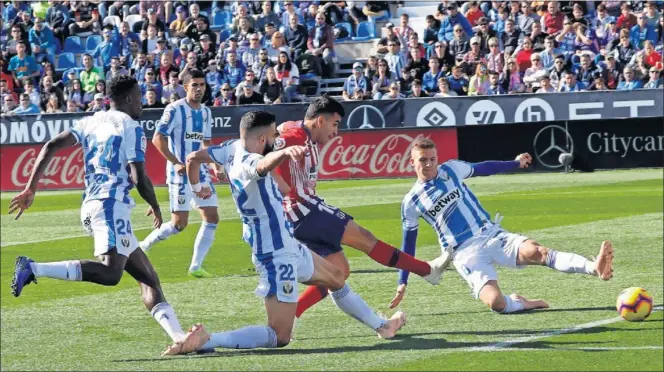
top-left (262, 22), bottom-right (277, 47)
top-left (86, 92), bottom-right (106, 112)
top-left (342, 62), bottom-right (371, 101)
top-left (376, 22), bottom-right (400, 55)
top-left (255, 0), bottom-right (281, 31)
top-left (140, 8), bottom-right (166, 38)
top-left (92, 25), bottom-right (121, 69)
top-left (242, 33), bottom-right (263, 68)
top-left (600, 53), bottom-right (620, 90)
top-left (170, 5), bottom-right (189, 41)
top-left (175, 38), bottom-right (193, 68)
top-left (194, 34), bottom-right (216, 70)
top-left (473, 17), bottom-right (496, 54)
top-left (463, 36), bottom-right (487, 75)
top-left (438, 3), bottom-right (473, 42)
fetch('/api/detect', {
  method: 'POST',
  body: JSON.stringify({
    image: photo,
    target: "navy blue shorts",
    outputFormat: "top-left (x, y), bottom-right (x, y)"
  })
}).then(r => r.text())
top-left (293, 204), bottom-right (354, 257)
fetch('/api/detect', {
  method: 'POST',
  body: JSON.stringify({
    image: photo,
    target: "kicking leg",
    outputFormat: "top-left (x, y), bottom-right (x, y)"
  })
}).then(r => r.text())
top-left (517, 239), bottom-right (614, 280)
top-left (140, 211), bottom-right (189, 252)
top-left (295, 251), bottom-right (349, 318)
top-left (478, 281), bottom-right (548, 313)
top-left (123, 248), bottom-right (188, 344)
top-left (188, 206), bottom-right (219, 277)
top-left (341, 220), bottom-right (450, 284)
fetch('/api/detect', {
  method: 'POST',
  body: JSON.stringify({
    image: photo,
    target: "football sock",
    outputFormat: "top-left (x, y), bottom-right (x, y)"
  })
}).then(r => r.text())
top-left (202, 326), bottom-right (278, 349)
top-left (545, 249), bottom-right (595, 275)
top-left (141, 222), bottom-right (180, 252)
top-left (368, 240), bottom-right (431, 277)
top-left (151, 302), bottom-right (186, 342)
top-left (296, 286), bottom-right (328, 318)
top-left (330, 284), bottom-right (386, 330)
top-left (500, 295), bottom-right (526, 314)
top-left (189, 222), bottom-right (217, 271)
top-left (30, 261), bottom-right (81, 281)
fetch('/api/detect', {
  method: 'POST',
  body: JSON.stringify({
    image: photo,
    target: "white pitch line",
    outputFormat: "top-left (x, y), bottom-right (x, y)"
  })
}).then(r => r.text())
top-left (460, 346), bottom-right (663, 352)
top-left (465, 306), bottom-right (663, 352)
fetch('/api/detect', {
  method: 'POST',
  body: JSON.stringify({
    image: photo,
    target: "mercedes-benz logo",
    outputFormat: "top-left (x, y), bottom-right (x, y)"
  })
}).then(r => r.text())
top-left (346, 105), bottom-right (386, 129)
top-left (533, 125), bottom-right (574, 169)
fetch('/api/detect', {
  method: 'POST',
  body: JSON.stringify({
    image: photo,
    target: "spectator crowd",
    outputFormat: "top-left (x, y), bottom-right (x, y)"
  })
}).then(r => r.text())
top-left (1, 0), bottom-right (663, 115)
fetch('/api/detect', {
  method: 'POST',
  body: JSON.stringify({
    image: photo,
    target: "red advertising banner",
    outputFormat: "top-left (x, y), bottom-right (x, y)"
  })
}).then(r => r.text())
top-left (0, 128), bottom-right (457, 191)
top-left (318, 128), bottom-right (458, 179)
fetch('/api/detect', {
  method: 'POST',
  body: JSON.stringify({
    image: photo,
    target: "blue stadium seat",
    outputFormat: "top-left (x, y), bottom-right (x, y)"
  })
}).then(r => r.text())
top-left (352, 21), bottom-right (375, 41)
top-left (336, 22), bottom-right (353, 41)
top-left (219, 28), bottom-right (232, 42)
top-left (63, 36), bottom-right (83, 54)
top-left (85, 35), bottom-right (102, 52)
top-left (56, 53), bottom-right (77, 72)
top-left (62, 68), bottom-right (80, 84)
top-left (210, 10), bottom-right (231, 31)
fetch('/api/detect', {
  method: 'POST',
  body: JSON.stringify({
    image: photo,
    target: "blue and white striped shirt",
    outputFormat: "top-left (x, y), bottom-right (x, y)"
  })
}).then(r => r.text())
top-left (401, 160), bottom-right (492, 251)
top-left (70, 110), bottom-right (146, 206)
top-left (207, 140), bottom-right (295, 256)
top-left (156, 98), bottom-right (213, 185)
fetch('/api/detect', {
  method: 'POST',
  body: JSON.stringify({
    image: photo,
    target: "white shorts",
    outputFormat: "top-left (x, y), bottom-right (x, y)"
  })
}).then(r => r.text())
top-left (168, 182), bottom-right (218, 212)
top-left (452, 227), bottom-right (529, 299)
top-left (80, 199), bottom-right (139, 257)
top-left (252, 243), bottom-right (315, 303)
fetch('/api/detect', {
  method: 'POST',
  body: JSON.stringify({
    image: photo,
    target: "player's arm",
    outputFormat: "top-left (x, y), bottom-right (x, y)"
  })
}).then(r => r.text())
top-left (251, 146), bottom-right (306, 179)
top-left (152, 132), bottom-right (183, 166)
top-left (271, 171), bottom-right (291, 195)
top-left (389, 199), bottom-right (421, 309)
top-left (129, 161), bottom-right (162, 228)
top-left (153, 106), bottom-right (185, 174)
top-left (469, 153), bottom-right (531, 177)
top-left (186, 148), bottom-right (216, 199)
top-left (9, 130), bottom-right (78, 219)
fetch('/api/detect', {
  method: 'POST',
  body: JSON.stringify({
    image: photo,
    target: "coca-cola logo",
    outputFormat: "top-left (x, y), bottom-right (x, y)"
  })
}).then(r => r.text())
top-left (11, 147), bottom-right (86, 187)
top-left (319, 133), bottom-right (433, 177)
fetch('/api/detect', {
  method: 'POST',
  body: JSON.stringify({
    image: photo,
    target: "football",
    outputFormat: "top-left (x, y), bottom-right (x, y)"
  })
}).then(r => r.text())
top-left (616, 287), bottom-right (654, 322)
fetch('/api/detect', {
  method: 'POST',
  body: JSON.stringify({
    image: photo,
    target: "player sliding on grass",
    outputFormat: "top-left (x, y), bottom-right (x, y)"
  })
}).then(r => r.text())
top-left (162, 111), bottom-right (406, 355)
top-left (272, 96), bottom-right (450, 327)
top-left (9, 76), bottom-right (208, 355)
top-left (389, 138), bottom-right (614, 313)
top-left (139, 69), bottom-right (219, 278)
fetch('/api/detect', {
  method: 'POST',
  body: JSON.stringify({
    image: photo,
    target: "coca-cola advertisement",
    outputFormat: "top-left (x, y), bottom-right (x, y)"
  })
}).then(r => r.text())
top-left (318, 128), bottom-right (458, 179)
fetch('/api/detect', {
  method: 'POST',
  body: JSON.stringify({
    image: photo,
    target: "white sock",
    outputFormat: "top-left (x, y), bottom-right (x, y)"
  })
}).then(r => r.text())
top-left (151, 302), bottom-right (186, 342)
top-left (330, 284), bottom-right (386, 330)
top-left (189, 222), bottom-right (217, 271)
top-left (29, 261), bottom-right (82, 281)
top-left (201, 326), bottom-right (278, 350)
top-left (546, 249), bottom-right (595, 275)
top-left (141, 222), bottom-right (180, 252)
top-left (500, 295), bottom-right (526, 314)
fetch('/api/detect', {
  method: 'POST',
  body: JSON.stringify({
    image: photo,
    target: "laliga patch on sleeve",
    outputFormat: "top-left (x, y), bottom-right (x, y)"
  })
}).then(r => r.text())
top-left (274, 137), bottom-right (286, 150)
top-left (159, 110), bottom-right (171, 126)
top-left (141, 135), bottom-right (147, 152)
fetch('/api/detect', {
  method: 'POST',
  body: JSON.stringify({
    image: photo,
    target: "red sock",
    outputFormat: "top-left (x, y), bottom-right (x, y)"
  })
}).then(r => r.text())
top-left (296, 285), bottom-right (328, 318)
top-left (368, 240), bottom-right (431, 277)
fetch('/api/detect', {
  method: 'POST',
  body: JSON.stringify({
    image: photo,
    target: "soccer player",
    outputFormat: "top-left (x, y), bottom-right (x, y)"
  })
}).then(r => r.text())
top-left (9, 76), bottom-right (207, 355)
top-left (139, 69), bottom-right (219, 278)
top-left (273, 96), bottom-right (450, 322)
top-left (389, 138), bottom-right (614, 313)
top-left (161, 111), bottom-right (405, 355)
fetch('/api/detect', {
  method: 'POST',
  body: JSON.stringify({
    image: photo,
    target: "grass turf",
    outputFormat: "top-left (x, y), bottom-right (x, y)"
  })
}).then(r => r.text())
top-left (1, 169), bottom-right (662, 371)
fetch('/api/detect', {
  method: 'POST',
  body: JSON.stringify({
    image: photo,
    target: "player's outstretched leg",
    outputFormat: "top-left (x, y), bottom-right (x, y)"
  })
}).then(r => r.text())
top-left (295, 251), bottom-right (349, 319)
top-left (341, 221), bottom-right (452, 285)
top-left (517, 240), bottom-right (614, 280)
top-left (188, 206), bottom-right (219, 278)
top-left (479, 281), bottom-right (549, 313)
top-left (140, 212), bottom-right (188, 253)
top-left (305, 250), bottom-right (406, 339)
top-left (12, 249), bottom-right (131, 297)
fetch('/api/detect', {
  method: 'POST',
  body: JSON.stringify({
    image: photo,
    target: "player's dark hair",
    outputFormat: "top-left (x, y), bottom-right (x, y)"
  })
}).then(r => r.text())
top-left (184, 69), bottom-right (205, 84)
top-left (412, 138), bottom-right (436, 150)
top-left (240, 111), bottom-right (276, 135)
top-left (304, 95), bottom-right (345, 120)
top-left (107, 75), bottom-right (138, 102)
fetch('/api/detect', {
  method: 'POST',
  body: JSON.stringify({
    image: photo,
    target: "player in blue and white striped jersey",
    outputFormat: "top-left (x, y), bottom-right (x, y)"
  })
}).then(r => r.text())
top-left (389, 138), bottom-right (615, 314)
top-left (160, 111), bottom-right (405, 355)
top-left (10, 76), bottom-right (209, 355)
top-left (140, 69), bottom-right (220, 278)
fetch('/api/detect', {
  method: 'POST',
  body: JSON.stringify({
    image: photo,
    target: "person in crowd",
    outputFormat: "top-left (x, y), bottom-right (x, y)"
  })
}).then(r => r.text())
top-left (372, 58), bottom-right (395, 99)
top-left (28, 16), bottom-right (57, 65)
top-left (559, 70), bottom-right (587, 92)
top-left (486, 71), bottom-right (506, 94)
top-left (259, 67), bottom-right (284, 104)
top-left (214, 83), bottom-right (236, 106)
top-left (8, 41), bottom-right (39, 87)
top-left (342, 62), bottom-right (371, 101)
top-left (44, 93), bottom-right (63, 113)
top-left (10, 93), bottom-right (41, 115)
top-left (408, 79), bottom-right (429, 98)
top-left (448, 65), bottom-right (470, 96)
top-left (86, 92), bottom-right (106, 111)
top-left (237, 83), bottom-right (264, 105)
top-left (434, 77), bottom-right (458, 97)
top-left (64, 78), bottom-right (85, 110)
top-left (275, 51), bottom-right (300, 102)
top-left (23, 78), bottom-right (41, 106)
top-left (468, 62), bottom-right (490, 95)
top-left (438, 2), bottom-right (473, 42)
top-left (644, 66), bottom-right (663, 88)
top-left (523, 53), bottom-right (548, 91)
top-left (307, 12), bottom-right (336, 77)
top-left (284, 14), bottom-right (308, 63)
top-left (144, 88), bottom-right (165, 108)
top-left (381, 82), bottom-right (404, 99)
top-left (2, 94), bottom-right (18, 114)
top-left (83, 80), bottom-right (107, 107)
top-left (617, 66), bottom-right (644, 90)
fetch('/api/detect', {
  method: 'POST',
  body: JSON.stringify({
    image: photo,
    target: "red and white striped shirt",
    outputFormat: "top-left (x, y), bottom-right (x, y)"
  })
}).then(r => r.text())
top-left (275, 121), bottom-right (324, 222)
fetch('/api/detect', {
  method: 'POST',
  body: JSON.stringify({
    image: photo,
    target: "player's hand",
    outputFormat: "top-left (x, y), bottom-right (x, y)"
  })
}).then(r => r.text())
top-left (8, 188), bottom-right (35, 220)
top-left (146, 206), bottom-right (163, 228)
top-left (195, 186), bottom-right (212, 200)
top-left (389, 284), bottom-right (407, 309)
top-left (284, 145), bottom-right (306, 162)
top-left (210, 164), bottom-right (228, 183)
top-left (175, 163), bottom-right (186, 176)
top-left (515, 153), bottom-right (532, 168)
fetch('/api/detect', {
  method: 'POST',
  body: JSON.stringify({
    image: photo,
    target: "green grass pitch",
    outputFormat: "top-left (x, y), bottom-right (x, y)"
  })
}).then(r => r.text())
top-left (1, 169), bottom-right (662, 371)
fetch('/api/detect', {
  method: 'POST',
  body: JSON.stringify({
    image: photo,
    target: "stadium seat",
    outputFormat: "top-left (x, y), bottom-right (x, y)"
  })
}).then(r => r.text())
top-left (210, 10), bottom-right (231, 31)
top-left (56, 53), bottom-right (77, 72)
top-left (219, 28), bottom-right (232, 42)
top-left (85, 35), bottom-right (102, 52)
top-left (63, 36), bottom-right (83, 54)
top-left (336, 22), bottom-right (353, 41)
top-left (125, 14), bottom-right (142, 31)
top-left (352, 22), bottom-right (375, 41)
top-left (62, 68), bottom-right (80, 83)
top-left (103, 15), bottom-right (122, 28)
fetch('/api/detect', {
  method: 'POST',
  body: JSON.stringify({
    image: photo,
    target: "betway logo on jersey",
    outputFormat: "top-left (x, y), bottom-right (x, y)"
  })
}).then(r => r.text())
top-left (185, 132), bottom-right (205, 141)
top-left (427, 189), bottom-right (460, 219)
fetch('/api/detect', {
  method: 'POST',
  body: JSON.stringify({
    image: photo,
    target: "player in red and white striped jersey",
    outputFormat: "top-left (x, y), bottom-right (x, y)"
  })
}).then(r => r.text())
top-left (273, 96), bottom-right (451, 325)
